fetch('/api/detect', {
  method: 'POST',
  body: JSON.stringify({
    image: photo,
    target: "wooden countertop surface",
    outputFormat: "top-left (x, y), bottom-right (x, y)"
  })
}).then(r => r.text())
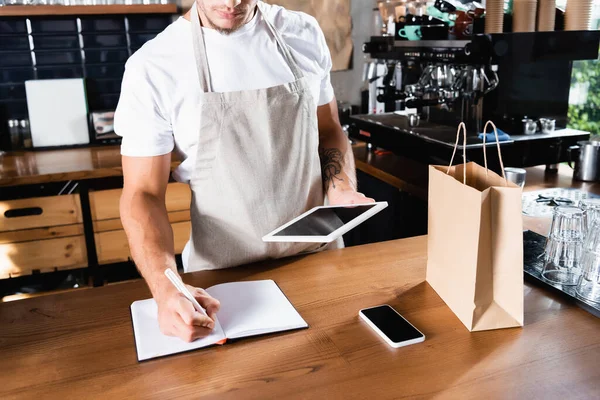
top-left (1, 237), bottom-right (599, 399)
top-left (0, 145), bottom-right (180, 187)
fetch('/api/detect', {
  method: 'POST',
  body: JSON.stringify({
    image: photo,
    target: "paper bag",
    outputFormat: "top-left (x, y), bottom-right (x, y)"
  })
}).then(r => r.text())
top-left (426, 122), bottom-right (524, 331)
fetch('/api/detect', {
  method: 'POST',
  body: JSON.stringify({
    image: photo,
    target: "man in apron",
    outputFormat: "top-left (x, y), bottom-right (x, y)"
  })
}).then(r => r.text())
top-left (116, 0), bottom-right (373, 342)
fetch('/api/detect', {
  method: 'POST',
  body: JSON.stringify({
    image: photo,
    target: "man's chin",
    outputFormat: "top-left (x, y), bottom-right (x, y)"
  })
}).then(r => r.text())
top-left (212, 21), bottom-right (244, 34)
top-left (215, 22), bottom-right (238, 30)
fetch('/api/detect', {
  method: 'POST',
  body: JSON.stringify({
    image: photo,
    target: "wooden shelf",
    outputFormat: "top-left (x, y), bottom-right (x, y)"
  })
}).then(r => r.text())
top-left (0, 4), bottom-right (178, 17)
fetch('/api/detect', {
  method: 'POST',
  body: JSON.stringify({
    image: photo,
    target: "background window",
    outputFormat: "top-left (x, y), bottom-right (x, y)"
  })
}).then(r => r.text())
top-left (567, 0), bottom-right (600, 135)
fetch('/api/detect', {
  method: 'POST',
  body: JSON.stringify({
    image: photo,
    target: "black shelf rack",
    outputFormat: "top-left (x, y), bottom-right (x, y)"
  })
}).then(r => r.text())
top-left (363, 31), bottom-right (600, 64)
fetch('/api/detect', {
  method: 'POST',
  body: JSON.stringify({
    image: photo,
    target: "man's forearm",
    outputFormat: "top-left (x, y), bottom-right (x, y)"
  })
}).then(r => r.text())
top-left (120, 191), bottom-right (177, 299)
top-left (319, 127), bottom-right (357, 194)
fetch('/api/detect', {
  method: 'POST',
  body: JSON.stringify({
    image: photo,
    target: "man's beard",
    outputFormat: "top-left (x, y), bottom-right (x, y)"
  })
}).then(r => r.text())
top-left (199, 3), bottom-right (254, 35)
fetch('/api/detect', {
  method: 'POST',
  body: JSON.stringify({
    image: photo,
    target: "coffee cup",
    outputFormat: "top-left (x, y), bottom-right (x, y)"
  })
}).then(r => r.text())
top-left (539, 118), bottom-right (556, 134)
top-left (450, 10), bottom-right (474, 38)
top-left (398, 25), bottom-right (422, 40)
top-left (522, 118), bottom-right (538, 135)
top-left (404, 14), bottom-right (422, 25)
top-left (404, 14), bottom-right (444, 26)
top-left (434, 0), bottom-right (457, 12)
top-left (420, 15), bottom-right (446, 25)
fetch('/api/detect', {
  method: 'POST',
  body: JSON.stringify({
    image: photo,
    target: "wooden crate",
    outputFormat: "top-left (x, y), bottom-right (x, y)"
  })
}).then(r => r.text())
top-left (90, 183), bottom-right (192, 265)
top-left (89, 182), bottom-right (191, 221)
top-left (95, 221), bottom-right (191, 265)
top-left (0, 195), bottom-right (87, 279)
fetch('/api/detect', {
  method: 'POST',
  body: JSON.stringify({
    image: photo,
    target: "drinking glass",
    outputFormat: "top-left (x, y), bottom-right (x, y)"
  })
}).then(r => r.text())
top-left (504, 167), bottom-right (526, 188)
top-left (576, 220), bottom-right (600, 303)
top-left (579, 198), bottom-right (600, 238)
top-left (542, 206), bottom-right (585, 285)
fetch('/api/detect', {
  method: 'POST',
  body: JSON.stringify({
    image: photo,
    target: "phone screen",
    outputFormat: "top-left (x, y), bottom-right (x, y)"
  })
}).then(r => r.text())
top-left (361, 305), bottom-right (423, 343)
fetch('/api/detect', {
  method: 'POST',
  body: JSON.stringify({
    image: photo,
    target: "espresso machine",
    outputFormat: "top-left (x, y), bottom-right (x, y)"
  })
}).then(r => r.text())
top-left (353, 31), bottom-right (600, 170)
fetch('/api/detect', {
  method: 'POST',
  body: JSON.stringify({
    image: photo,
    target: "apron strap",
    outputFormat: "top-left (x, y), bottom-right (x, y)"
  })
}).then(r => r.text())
top-left (257, 2), bottom-right (304, 81)
top-left (190, 2), bottom-right (213, 93)
top-left (190, 2), bottom-right (303, 93)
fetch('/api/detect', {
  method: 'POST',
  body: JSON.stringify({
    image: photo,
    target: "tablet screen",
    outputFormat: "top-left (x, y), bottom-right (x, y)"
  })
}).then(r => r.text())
top-left (272, 204), bottom-right (379, 237)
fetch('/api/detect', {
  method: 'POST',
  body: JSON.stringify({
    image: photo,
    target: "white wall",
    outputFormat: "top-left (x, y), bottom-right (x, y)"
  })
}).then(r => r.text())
top-left (330, 0), bottom-right (374, 106)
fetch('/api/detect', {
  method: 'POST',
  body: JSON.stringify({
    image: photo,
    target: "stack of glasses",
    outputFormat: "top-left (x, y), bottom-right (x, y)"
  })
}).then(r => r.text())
top-left (542, 198), bottom-right (600, 304)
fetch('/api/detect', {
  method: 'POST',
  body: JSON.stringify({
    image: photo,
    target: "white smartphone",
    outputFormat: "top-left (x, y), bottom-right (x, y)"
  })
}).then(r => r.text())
top-left (262, 202), bottom-right (388, 243)
top-left (359, 305), bottom-right (425, 348)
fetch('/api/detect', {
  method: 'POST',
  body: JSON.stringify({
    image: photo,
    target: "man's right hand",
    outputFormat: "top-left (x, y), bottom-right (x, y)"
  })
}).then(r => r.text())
top-left (156, 285), bottom-right (221, 343)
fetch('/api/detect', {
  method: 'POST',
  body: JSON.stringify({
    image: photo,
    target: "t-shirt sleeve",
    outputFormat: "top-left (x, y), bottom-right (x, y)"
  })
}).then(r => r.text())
top-left (114, 58), bottom-right (174, 157)
top-left (314, 21), bottom-right (334, 106)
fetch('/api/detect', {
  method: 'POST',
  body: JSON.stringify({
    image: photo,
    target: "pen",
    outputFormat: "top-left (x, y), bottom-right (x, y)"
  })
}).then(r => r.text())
top-left (164, 269), bottom-right (208, 316)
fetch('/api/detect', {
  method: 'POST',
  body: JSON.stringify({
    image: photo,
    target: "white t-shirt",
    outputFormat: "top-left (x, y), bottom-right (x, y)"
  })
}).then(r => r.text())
top-left (114, 2), bottom-right (335, 183)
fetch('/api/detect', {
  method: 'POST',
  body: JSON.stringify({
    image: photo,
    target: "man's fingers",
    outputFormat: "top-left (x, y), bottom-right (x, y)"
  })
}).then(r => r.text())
top-left (201, 296), bottom-right (221, 314)
top-left (355, 193), bottom-right (375, 203)
top-left (195, 313), bottom-right (215, 329)
top-left (172, 319), bottom-right (215, 343)
top-left (173, 285), bottom-right (221, 333)
top-left (203, 301), bottom-right (219, 325)
top-left (175, 296), bottom-right (214, 328)
top-left (175, 295), bottom-right (196, 325)
top-left (192, 287), bottom-right (221, 314)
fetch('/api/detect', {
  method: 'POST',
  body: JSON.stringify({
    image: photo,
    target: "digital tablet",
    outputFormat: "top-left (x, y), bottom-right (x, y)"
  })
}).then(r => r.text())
top-left (262, 202), bottom-right (388, 243)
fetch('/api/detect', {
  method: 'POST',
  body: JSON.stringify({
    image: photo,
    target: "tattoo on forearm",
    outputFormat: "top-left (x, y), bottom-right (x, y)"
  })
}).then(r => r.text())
top-left (319, 147), bottom-right (344, 190)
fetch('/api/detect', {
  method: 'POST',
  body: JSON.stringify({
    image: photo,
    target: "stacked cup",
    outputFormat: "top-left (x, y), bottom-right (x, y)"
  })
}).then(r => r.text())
top-left (485, 0), bottom-right (505, 33)
top-left (576, 199), bottom-right (600, 303)
top-left (513, 0), bottom-right (538, 32)
top-left (541, 199), bottom-right (600, 303)
top-left (577, 219), bottom-right (600, 304)
top-left (542, 206), bottom-right (585, 286)
top-left (580, 198), bottom-right (600, 233)
top-left (565, 0), bottom-right (594, 31)
top-left (537, 0), bottom-right (556, 31)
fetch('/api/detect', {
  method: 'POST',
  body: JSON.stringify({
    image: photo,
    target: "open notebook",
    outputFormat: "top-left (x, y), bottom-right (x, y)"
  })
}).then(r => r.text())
top-left (130, 280), bottom-right (308, 361)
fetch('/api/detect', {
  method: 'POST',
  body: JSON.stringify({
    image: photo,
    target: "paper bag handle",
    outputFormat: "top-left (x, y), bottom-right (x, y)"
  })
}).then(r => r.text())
top-left (481, 120), bottom-right (507, 185)
top-left (446, 121), bottom-right (508, 186)
top-left (447, 122), bottom-right (467, 184)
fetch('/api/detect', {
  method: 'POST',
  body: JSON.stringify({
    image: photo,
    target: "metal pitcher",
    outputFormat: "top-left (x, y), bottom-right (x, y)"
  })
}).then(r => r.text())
top-left (568, 140), bottom-right (600, 182)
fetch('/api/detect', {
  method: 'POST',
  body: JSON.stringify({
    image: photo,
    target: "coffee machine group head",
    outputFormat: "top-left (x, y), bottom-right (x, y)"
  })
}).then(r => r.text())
top-left (363, 40), bottom-right (500, 132)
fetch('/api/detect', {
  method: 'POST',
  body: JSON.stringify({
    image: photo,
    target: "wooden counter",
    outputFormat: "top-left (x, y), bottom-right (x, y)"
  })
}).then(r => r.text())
top-left (0, 146), bottom-right (180, 187)
top-left (1, 237), bottom-right (598, 399)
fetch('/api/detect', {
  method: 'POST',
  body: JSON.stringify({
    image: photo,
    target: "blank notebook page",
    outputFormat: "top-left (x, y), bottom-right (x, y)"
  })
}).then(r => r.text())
top-left (130, 299), bottom-right (226, 361)
top-left (206, 280), bottom-right (308, 339)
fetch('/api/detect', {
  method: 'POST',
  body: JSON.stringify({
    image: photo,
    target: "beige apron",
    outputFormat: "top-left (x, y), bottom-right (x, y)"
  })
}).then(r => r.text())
top-left (186, 2), bottom-right (330, 271)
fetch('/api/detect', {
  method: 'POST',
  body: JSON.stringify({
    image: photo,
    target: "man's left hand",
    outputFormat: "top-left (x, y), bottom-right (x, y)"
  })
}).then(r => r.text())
top-left (328, 189), bottom-right (375, 206)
